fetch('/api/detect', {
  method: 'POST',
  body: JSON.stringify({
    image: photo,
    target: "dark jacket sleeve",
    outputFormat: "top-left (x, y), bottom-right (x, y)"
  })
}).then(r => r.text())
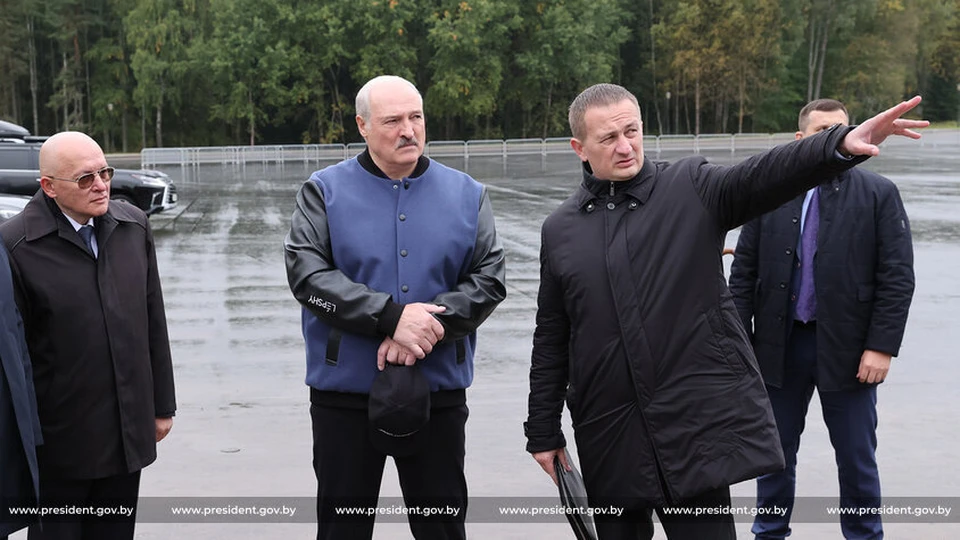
top-left (865, 180), bottom-right (914, 356)
top-left (431, 188), bottom-right (507, 340)
top-left (729, 218), bottom-right (761, 340)
top-left (524, 227), bottom-right (568, 454)
top-left (145, 219), bottom-right (177, 418)
top-left (284, 180), bottom-right (393, 337)
top-left (694, 125), bottom-right (868, 231)
top-left (2, 225), bottom-right (42, 445)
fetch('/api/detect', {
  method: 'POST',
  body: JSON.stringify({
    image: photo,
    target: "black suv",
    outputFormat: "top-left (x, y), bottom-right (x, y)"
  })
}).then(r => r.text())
top-left (0, 120), bottom-right (177, 215)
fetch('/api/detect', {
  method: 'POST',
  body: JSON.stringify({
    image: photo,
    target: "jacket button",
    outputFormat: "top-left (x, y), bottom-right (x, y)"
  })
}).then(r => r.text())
top-left (792, 217), bottom-right (799, 224)
top-left (629, 201), bottom-right (638, 209)
top-left (606, 202), bottom-right (615, 210)
top-left (791, 294), bottom-right (797, 301)
top-left (399, 214), bottom-right (406, 221)
top-left (779, 282), bottom-right (786, 289)
top-left (401, 285), bottom-right (409, 293)
top-left (393, 184), bottom-right (399, 190)
top-left (785, 248), bottom-right (793, 256)
top-left (586, 203), bottom-right (595, 212)
top-left (400, 249), bottom-right (408, 257)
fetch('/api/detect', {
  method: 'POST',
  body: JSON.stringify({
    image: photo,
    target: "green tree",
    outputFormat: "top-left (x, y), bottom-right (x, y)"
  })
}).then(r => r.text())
top-left (125, 0), bottom-right (202, 147)
top-left (514, 0), bottom-right (630, 138)
top-left (0, 0), bottom-right (29, 125)
top-left (425, 0), bottom-right (520, 138)
top-left (835, 0), bottom-right (919, 119)
top-left (289, 0), bottom-right (354, 143)
top-left (349, 0), bottom-right (423, 84)
top-left (207, 0), bottom-right (299, 145)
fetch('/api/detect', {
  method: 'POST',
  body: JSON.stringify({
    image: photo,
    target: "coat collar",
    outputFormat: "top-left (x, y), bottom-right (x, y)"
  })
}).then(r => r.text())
top-left (21, 190), bottom-right (135, 255)
top-left (358, 148), bottom-right (430, 179)
top-left (574, 158), bottom-right (657, 210)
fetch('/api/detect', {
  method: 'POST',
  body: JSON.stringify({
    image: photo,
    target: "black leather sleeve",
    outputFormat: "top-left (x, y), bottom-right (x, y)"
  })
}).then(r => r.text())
top-left (284, 180), bottom-right (392, 337)
top-left (430, 187), bottom-right (507, 340)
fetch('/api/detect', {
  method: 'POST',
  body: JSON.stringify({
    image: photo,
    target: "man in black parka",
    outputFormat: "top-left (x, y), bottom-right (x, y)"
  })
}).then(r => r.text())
top-left (0, 132), bottom-right (176, 540)
top-left (730, 99), bottom-right (914, 540)
top-left (524, 84), bottom-right (926, 540)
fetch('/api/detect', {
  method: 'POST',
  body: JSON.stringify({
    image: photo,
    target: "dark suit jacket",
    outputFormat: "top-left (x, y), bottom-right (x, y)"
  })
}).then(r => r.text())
top-left (0, 192), bottom-right (176, 479)
top-left (729, 167), bottom-right (914, 391)
top-left (0, 240), bottom-right (41, 535)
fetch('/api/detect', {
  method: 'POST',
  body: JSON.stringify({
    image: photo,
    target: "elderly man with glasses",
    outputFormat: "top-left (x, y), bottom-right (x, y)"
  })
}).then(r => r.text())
top-left (0, 131), bottom-right (176, 540)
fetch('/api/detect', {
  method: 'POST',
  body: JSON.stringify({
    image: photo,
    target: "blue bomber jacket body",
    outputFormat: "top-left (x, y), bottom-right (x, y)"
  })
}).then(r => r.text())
top-left (284, 151), bottom-right (506, 399)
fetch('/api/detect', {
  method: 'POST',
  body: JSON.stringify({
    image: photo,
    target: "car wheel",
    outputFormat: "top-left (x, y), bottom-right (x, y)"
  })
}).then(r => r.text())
top-left (112, 194), bottom-right (136, 206)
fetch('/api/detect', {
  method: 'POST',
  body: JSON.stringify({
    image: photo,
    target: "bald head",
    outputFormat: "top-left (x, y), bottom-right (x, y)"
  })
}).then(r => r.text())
top-left (39, 132), bottom-right (105, 179)
top-left (38, 131), bottom-right (111, 224)
top-left (355, 75), bottom-right (421, 122)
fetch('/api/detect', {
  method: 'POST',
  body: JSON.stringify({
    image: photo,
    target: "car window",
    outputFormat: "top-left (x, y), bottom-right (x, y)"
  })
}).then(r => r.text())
top-left (0, 146), bottom-right (37, 169)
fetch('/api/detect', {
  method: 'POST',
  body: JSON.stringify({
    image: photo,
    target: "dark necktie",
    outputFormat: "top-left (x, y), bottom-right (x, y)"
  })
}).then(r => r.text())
top-left (795, 188), bottom-right (819, 322)
top-left (78, 225), bottom-right (96, 257)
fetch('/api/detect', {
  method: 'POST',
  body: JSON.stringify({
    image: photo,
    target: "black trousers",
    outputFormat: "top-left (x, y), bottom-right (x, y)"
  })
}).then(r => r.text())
top-left (311, 403), bottom-right (468, 540)
top-left (27, 470), bottom-right (140, 540)
top-left (594, 485), bottom-right (737, 540)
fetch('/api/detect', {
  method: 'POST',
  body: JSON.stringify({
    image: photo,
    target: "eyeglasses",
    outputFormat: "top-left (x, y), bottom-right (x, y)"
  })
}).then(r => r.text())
top-left (47, 166), bottom-right (114, 190)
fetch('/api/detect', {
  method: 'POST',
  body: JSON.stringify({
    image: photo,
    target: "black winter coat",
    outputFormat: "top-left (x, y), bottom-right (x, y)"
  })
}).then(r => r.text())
top-left (0, 192), bottom-right (176, 479)
top-left (526, 125), bottom-right (862, 505)
top-left (729, 167), bottom-right (914, 391)
top-left (0, 240), bottom-right (40, 535)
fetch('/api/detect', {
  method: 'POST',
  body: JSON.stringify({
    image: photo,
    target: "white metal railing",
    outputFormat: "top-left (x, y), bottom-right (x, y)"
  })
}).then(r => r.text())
top-left (141, 133), bottom-right (800, 168)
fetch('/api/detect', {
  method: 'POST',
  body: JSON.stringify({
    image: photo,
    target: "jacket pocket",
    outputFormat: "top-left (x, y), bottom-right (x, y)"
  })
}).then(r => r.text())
top-left (325, 328), bottom-right (341, 366)
top-left (705, 307), bottom-right (747, 374)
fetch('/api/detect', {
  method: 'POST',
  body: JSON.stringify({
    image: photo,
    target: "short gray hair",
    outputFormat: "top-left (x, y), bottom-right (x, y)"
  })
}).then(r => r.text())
top-left (355, 75), bottom-right (421, 121)
top-left (568, 84), bottom-right (640, 140)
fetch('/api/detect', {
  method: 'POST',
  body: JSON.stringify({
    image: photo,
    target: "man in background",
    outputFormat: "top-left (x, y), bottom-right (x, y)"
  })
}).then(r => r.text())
top-left (730, 99), bottom-right (915, 540)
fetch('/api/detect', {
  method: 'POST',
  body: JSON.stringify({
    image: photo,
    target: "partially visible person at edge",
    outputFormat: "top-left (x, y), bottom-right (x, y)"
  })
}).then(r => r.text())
top-left (525, 83), bottom-right (926, 540)
top-left (0, 239), bottom-right (41, 539)
top-left (0, 132), bottom-right (176, 540)
top-left (730, 99), bottom-right (914, 540)
top-left (284, 74), bottom-right (506, 540)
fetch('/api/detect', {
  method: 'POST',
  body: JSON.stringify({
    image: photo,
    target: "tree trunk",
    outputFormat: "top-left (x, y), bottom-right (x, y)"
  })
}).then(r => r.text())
top-left (649, 0), bottom-right (663, 135)
top-left (542, 85), bottom-right (553, 140)
top-left (141, 102), bottom-right (147, 149)
top-left (248, 89), bottom-right (255, 146)
top-left (155, 78), bottom-right (164, 148)
top-left (694, 72), bottom-right (701, 136)
top-left (806, 14), bottom-right (819, 102)
top-left (122, 106), bottom-right (128, 153)
top-left (73, 32), bottom-right (82, 127)
top-left (674, 79), bottom-right (680, 135)
top-left (813, 13), bottom-right (830, 100)
top-left (62, 53), bottom-right (69, 130)
top-left (738, 69), bottom-right (745, 134)
top-left (85, 41), bottom-right (92, 131)
top-left (27, 17), bottom-right (39, 134)
top-left (9, 80), bottom-right (18, 124)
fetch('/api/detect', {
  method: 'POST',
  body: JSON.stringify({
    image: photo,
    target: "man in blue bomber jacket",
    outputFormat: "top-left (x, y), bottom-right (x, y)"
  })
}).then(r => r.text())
top-left (284, 75), bottom-right (506, 540)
